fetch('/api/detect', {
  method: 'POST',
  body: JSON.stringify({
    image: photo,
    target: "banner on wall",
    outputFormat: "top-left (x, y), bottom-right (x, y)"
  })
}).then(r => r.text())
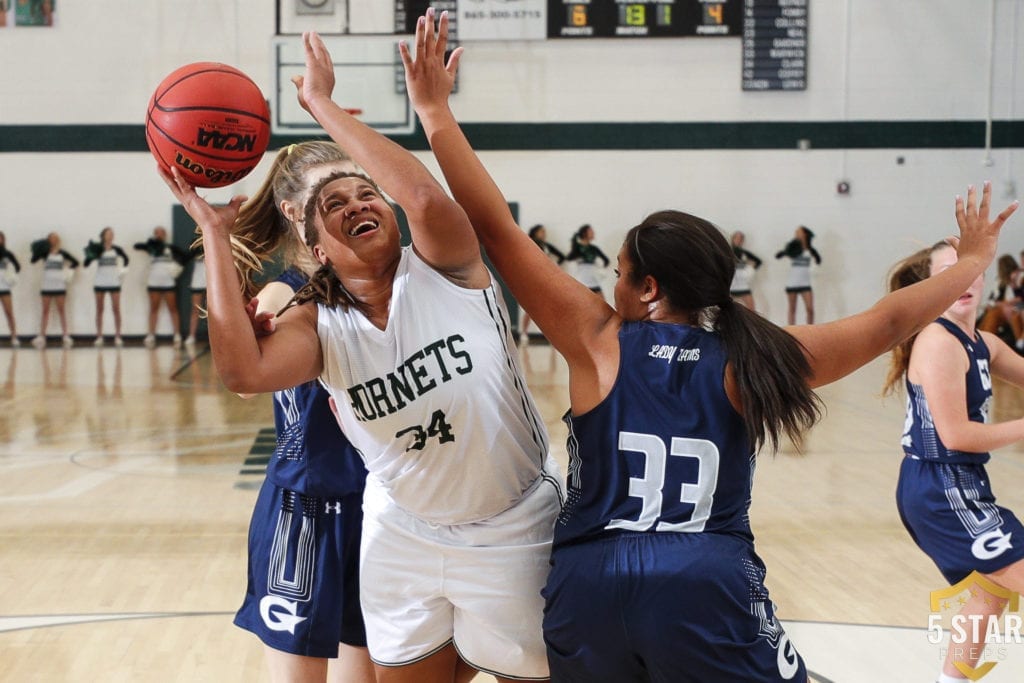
top-left (458, 0), bottom-right (546, 41)
top-left (15, 0), bottom-right (55, 26)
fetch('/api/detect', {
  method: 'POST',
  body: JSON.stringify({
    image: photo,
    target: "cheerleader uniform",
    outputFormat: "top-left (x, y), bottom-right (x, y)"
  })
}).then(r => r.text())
top-left (776, 243), bottom-right (821, 294)
top-left (35, 250), bottom-right (79, 295)
top-left (567, 241), bottom-right (610, 293)
top-left (0, 247), bottom-right (20, 295)
top-left (189, 256), bottom-right (206, 294)
top-left (730, 247), bottom-right (763, 297)
top-left (134, 238), bottom-right (188, 291)
top-left (86, 246), bottom-right (129, 293)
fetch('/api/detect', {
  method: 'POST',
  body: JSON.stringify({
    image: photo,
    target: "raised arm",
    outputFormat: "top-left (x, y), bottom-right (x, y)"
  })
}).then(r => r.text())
top-left (158, 167), bottom-right (324, 394)
top-left (792, 182), bottom-right (1017, 388)
top-left (293, 31), bottom-right (485, 285)
top-left (400, 9), bottom-right (617, 362)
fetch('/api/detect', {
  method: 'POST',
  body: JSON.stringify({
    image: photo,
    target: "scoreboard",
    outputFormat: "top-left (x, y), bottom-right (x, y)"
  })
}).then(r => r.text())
top-left (393, 0), bottom-right (809, 91)
top-left (742, 0), bottom-right (808, 90)
top-left (548, 1), bottom-right (741, 38)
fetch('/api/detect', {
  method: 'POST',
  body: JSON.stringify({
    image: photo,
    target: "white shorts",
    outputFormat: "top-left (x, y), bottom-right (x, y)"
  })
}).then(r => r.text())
top-left (360, 458), bottom-right (563, 679)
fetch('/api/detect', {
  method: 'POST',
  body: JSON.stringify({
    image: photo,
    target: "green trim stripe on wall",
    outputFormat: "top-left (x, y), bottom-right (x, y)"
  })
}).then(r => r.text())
top-left (1, 120), bottom-right (1022, 153)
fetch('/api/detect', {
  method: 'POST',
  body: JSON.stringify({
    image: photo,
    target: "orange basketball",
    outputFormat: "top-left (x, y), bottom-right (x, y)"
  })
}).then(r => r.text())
top-left (146, 62), bottom-right (271, 188)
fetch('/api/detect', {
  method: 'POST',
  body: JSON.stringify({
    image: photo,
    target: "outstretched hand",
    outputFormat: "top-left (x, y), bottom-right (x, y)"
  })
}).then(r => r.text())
top-left (157, 165), bottom-right (247, 237)
top-left (953, 181), bottom-right (1018, 265)
top-left (291, 31), bottom-right (336, 115)
top-left (399, 8), bottom-right (463, 116)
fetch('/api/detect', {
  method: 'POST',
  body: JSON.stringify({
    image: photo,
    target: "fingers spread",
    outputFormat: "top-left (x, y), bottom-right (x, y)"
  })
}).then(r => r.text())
top-left (416, 15), bottom-right (426, 52)
top-left (996, 201), bottom-right (1020, 226)
top-left (954, 195), bottom-right (967, 232)
top-left (447, 45), bottom-right (464, 75)
top-left (437, 11), bottom-right (449, 56)
top-left (978, 180), bottom-right (992, 219)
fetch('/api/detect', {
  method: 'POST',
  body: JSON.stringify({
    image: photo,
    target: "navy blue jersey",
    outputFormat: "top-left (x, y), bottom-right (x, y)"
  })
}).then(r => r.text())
top-left (902, 318), bottom-right (992, 465)
top-left (555, 321), bottom-right (755, 549)
top-left (267, 269), bottom-right (368, 497)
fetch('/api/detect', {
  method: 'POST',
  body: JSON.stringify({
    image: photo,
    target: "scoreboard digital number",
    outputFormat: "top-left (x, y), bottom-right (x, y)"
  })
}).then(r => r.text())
top-left (550, 1), bottom-right (740, 38)
top-left (742, 0), bottom-right (807, 90)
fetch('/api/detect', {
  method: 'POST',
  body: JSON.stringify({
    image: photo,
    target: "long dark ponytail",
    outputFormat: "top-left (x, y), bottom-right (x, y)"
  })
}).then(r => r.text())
top-left (628, 211), bottom-right (822, 452)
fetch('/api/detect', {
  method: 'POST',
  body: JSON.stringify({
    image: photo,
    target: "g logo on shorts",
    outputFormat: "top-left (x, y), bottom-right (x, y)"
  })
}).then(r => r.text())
top-left (972, 529), bottom-right (1013, 561)
top-left (259, 595), bottom-right (307, 634)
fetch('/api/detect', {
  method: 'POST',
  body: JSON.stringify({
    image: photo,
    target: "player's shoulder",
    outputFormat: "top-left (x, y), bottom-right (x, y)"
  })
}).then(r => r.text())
top-left (911, 321), bottom-right (973, 371)
top-left (914, 320), bottom-right (961, 346)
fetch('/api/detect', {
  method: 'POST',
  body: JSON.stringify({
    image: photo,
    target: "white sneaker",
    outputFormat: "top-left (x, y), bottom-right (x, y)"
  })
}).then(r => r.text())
top-left (172, 334), bottom-right (182, 348)
top-left (114, 336), bottom-right (124, 348)
top-left (10, 336), bottom-right (19, 348)
top-left (184, 336), bottom-right (196, 346)
top-left (1016, 338), bottom-right (1024, 352)
top-left (62, 335), bottom-right (73, 348)
top-left (31, 335), bottom-right (45, 349)
top-left (94, 336), bottom-right (104, 347)
top-left (143, 334), bottom-right (156, 349)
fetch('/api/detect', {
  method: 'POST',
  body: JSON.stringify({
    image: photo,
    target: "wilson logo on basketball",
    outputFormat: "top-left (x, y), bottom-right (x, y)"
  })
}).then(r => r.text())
top-left (195, 128), bottom-right (258, 153)
top-left (145, 61), bottom-right (271, 188)
top-left (174, 151), bottom-right (255, 187)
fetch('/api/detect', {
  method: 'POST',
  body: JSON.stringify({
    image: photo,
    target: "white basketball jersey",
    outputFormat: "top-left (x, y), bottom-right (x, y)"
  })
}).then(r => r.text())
top-left (318, 247), bottom-right (549, 525)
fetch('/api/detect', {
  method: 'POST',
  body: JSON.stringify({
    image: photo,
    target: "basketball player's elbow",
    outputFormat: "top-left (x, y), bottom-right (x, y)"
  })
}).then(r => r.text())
top-left (216, 367), bottom-right (249, 394)
top-left (404, 184), bottom-right (449, 219)
top-left (214, 359), bottom-right (261, 395)
top-left (934, 424), bottom-right (977, 453)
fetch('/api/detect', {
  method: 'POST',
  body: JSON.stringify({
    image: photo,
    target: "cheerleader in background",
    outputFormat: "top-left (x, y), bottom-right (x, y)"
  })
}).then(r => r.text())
top-left (84, 226), bottom-right (130, 347)
top-left (729, 230), bottom-right (763, 310)
top-left (134, 226), bottom-right (190, 348)
top-left (566, 224), bottom-right (610, 296)
top-left (186, 244), bottom-right (206, 346)
top-left (0, 230), bottom-right (21, 346)
top-left (31, 232), bottom-right (79, 348)
top-left (521, 224), bottom-right (566, 339)
top-left (775, 225), bottom-right (822, 325)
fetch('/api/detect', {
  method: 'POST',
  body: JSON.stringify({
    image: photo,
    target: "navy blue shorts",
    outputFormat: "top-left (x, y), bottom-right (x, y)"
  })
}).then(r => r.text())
top-left (234, 480), bottom-right (366, 657)
top-left (542, 532), bottom-right (806, 683)
top-left (897, 457), bottom-right (1024, 584)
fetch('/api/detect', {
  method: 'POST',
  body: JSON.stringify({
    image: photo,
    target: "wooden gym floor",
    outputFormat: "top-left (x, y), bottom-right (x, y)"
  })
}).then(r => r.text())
top-left (2, 341), bottom-right (1024, 682)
